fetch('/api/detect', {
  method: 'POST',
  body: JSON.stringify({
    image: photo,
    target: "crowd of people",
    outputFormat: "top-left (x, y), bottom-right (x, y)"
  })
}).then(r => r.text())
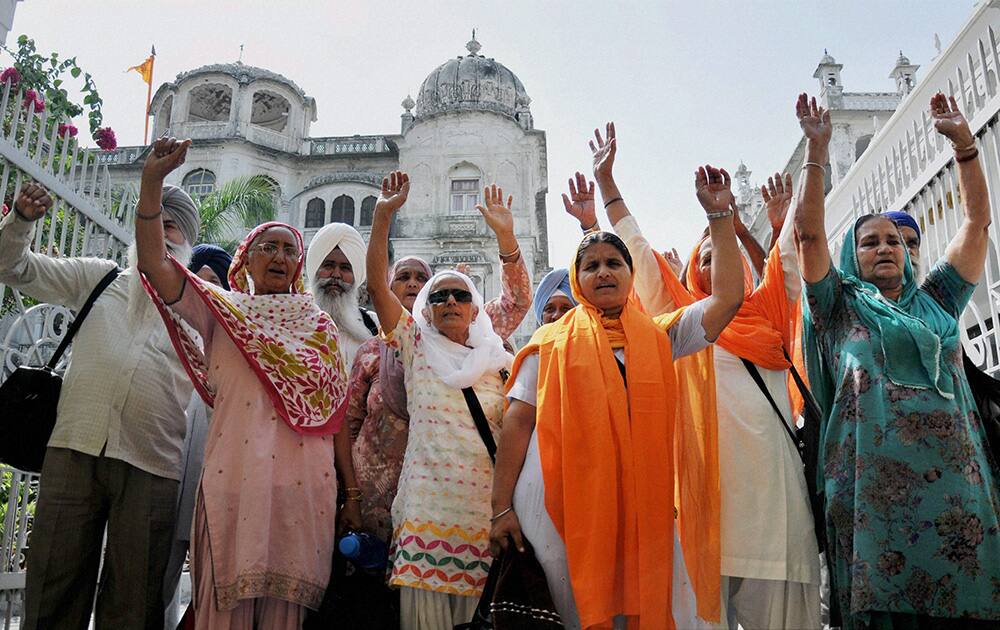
top-left (0, 89), bottom-right (997, 630)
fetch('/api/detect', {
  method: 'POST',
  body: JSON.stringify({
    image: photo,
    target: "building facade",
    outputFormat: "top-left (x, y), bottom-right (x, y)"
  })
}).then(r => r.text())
top-left (103, 34), bottom-right (549, 344)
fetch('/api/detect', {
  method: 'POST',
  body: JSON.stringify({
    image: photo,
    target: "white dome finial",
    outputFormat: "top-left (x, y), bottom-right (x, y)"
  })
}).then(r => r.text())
top-left (466, 29), bottom-right (482, 56)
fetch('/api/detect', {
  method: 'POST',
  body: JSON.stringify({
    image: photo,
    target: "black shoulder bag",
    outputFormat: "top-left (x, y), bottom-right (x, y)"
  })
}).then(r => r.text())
top-left (455, 382), bottom-right (563, 630)
top-left (740, 356), bottom-right (827, 554)
top-left (0, 267), bottom-right (119, 473)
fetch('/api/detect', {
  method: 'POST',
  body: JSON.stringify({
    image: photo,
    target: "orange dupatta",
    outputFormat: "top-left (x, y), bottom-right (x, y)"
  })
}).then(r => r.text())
top-left (506, 244), bottom-right (720, 629)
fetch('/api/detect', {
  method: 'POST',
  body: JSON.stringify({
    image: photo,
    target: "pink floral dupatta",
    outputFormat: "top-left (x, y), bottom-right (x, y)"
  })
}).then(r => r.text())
top-left (144, 221), bottom-right (348, 435)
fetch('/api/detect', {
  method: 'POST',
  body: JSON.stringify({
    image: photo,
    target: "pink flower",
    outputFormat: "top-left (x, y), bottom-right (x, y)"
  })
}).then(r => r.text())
top-left (94, 126), bottom-right (117, 151)
top-left (57, 123), bottom-right (78, 138)
top-left (1, 203), bottom-right (8, 217)
top-left (22, 88), bottom-right (44, 113)
top-left (0, 67), bottom-right (20, 88)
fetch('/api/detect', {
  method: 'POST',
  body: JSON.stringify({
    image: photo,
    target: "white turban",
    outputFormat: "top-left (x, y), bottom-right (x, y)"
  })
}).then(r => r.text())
top-left (305, 223), bottom-right (367, 286)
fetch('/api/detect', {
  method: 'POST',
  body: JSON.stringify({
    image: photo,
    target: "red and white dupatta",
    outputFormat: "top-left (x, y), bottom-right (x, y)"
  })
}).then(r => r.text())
top-left (145, 222), bottom-right (348, 435)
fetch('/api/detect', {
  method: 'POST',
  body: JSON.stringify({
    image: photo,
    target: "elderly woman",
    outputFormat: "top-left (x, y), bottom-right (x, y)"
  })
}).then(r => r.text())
top-left (532, 268), bottom-right (578, 326)
top-left (346, 197), bottom-right (531, 545)
top-left (489, 159), bottom-right (746, 630)
top-left (795, 92), bottom-right (1000, 629)
top-left (365, 171), bottom-right (516, 629)
top-left (136, 137), bottom-right (360, 628)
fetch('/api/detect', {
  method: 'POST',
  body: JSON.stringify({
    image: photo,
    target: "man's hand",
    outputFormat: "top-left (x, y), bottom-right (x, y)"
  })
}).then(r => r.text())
top-left (562, 172), bottom-right (597, 230)
top-left (590, 122), bottom-right (617, 186)
top-left (761, 172), bottom-right (793, 230)
top-left (13, 182), bottom-right (53, 221)
top-left (476, 184), bottom-right (515, 238)
top-left (375, 171), bottom-right (410, 215)
top-left (142, 136), bottom-right (191, 182)
top-left (695, 165), bottom-right (734, 215)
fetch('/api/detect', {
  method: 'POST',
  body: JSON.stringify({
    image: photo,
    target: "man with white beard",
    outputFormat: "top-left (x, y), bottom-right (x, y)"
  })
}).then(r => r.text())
top-left (0, 181), bottom-right (199, 630)
top-left (305, 222), bottom-right (377, 367)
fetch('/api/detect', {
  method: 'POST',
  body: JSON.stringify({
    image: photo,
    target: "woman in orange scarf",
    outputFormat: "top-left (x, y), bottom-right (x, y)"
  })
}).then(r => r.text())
top-left (602, 131), bottom-right (820, 627)
top-left (488, 156), bottom-right (745, 630)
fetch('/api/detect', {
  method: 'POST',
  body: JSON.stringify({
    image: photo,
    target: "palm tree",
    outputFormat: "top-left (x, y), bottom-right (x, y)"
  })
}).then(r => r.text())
top-left (197, 175), bottom-right (278, 252)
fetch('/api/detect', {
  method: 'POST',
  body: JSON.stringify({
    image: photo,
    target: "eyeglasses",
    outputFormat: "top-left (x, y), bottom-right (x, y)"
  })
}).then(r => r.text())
top-left (250, 242), bottom-right (301, 259)
top-left (427, 288), bottom-right (473, 304)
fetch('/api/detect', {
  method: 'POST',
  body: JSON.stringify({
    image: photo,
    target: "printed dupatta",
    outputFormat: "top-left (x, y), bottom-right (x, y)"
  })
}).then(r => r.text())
top-left (145, 222), bottom-right (349, 435)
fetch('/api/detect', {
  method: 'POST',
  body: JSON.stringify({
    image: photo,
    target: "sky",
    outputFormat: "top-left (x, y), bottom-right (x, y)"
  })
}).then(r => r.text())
top-left (6, 0), bottom-right (977, 266)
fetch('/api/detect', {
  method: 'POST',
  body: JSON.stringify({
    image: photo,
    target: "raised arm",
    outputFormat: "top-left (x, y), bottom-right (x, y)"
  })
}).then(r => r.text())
top-left (366, 171), bottom-right (409, 332)
top-left (591, 122), bottom-right (634, 228)
top-left (761, 172), bottom-right (793, 252)
top-left (135, 137), bottom-right (191, 302)
top-left (793, 94), bottom-right (833, 284)
top-left (477, 185), bottom-right (532, 338)
top-left (935, 93), bottom-right (990, 282)
top-left (733, 198), bottom-right (767, 278)
top-left (696, 165), bottom-right (744, 340)
top-left (562, 171), bottom-right (599, 233)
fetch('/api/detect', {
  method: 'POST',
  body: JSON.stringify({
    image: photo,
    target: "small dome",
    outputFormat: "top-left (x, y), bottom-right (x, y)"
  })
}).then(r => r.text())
top-left (895, 50), bottom-right (911, 66)
top-left (415, 34), bottom-right (530, 121)
top-left (175, 61), bottom-right (309, 100)
top-left (819, 49), bottom-right (837, 65)
top-left (401, 94), bottom-right (415, 112)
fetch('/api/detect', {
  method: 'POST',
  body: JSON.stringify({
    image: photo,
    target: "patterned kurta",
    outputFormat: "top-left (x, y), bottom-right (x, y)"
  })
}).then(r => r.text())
top-left (346, 258), bottom-right (531, 544)
top-left (805, 262), bottom-right (1000, 626)
top-left (383, 312), bottom-right (506, 597)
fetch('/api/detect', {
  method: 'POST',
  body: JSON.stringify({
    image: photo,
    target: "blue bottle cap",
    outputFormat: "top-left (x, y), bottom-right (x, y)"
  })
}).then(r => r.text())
top-left (339, 535), bottom-right (361, 558)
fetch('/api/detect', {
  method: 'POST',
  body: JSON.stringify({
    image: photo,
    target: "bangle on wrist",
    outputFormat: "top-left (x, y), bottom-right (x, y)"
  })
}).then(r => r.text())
top-left (136, 209), bottom-right (163, 221)
top-left (603, 196), bottom-right (624, 209)
top-left (344, 487), bottom-right (363, 502)
top-left (490, 506), bottom-right (514, 522)
top-left (952, 140), bottom-right (976, 153)
top-left (580, 219), bottom-right (599, 233)
top-left (706, 209), bottom-right (734, 221)
top-left (802, 161), bottom-right (824, 171)
top-left (499, 244), bottom-right (520, 260)
top-left (956, 148), bottom-right (979, 163)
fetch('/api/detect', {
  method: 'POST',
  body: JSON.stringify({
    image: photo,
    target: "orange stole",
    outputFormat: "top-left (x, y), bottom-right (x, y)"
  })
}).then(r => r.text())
top-left (508, 298), bottom-right (720, 629)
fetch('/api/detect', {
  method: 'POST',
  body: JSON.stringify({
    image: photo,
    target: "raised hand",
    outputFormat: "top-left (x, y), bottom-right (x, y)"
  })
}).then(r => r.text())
top-left (561, 171), bottom-right (596, 229)
top-left (143, 136), bottom-right (191, 182)
top-left (795, 93), bottom-right (832, 147)
top-left (695, 165), bottom-right (734, 215)
top-left (376, 170), bottom-right (410, 215)
top-left (930, 92), bottom-right (974, 148)
top-left (476, 184), bottom-right (515, 238)
top-left (761, 172), bottom-right (793, 229)
top-left (590, 122), bottom-right (616, 185)
top-left (455, 263), bottom-right (472, 276)
top-left (13, 182), bottom-right (53, 221)
top-left (663, 247), bottom-right (683, 276)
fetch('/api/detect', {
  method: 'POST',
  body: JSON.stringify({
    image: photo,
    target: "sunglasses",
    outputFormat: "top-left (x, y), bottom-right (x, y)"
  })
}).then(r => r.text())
top-left (427, 288), bottom-right (473, 304)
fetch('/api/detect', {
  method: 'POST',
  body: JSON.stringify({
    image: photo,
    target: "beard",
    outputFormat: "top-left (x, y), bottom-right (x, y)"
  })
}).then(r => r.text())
top-left (312, 277), bottom-right (371, 344)
top-left (126, 241), bottom-right (193, 327)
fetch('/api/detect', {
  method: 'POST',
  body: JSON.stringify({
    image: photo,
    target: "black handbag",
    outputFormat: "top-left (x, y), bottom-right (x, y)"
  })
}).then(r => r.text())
top-left (0, 268), bottom-right (119, 473)
top-left (455, 384), bottom-right (562, 630)
top-left (961, 350), bottom-right (1000, 466)
top-left (741, 356), bottom-right (827, 554)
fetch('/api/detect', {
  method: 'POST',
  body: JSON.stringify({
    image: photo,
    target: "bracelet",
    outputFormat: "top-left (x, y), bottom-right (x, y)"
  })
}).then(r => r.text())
top-left (580, 219), bottom-right (599, 233)
top-left (952, 140), bottom-right (976, 153)
top-left (490, 506), bottom-right (514, 522)
top-left (344, 487), bottom-right (363, 501)
top-left (603, 196), bottom-right (624, 209)
top-left (956, 148), bottom-right (979, 163)
top-left (136, 209), bottom-right (163, 221)
top-left (12, 205), bottom-right (33, 222)
top-left (499, 244), bottom-right (520, 260)
top-left (802, 161), bottom-right (825, 171)
top-left (705, 209), bottom-right (734, 221)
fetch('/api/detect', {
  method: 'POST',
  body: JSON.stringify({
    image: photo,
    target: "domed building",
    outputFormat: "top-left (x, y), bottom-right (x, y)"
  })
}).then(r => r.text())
top-left (104, 33), bottom-right (549, 345)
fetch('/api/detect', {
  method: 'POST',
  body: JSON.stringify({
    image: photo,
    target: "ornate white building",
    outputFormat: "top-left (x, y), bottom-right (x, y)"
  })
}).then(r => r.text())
top-left (103, 34), bottom-right (549, 343)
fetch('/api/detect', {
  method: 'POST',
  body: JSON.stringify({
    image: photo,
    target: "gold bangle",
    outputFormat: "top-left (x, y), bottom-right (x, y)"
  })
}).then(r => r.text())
top-left (499, 244), bottom-right (520, 260)
top-left (135, 209), bottom-right (163, 221)
top-left (490, 506), bottom-right (514, 522)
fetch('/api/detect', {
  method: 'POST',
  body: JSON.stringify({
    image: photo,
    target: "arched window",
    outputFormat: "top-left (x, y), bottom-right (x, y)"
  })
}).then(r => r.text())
top-left (360, 196), bottom-right (376, 226)
top-left (187, 83), bottom-right (232, 122)
top-left (251, 90), bottom-right (291, 132)
top-left (182, 169), bottom-right (216, 200)
top-left (449, 162), bottom-right (482, 215)
top-left (304, 198), bottom-right (326, 228)
top-left (331, 195), bottom-right (355, 225)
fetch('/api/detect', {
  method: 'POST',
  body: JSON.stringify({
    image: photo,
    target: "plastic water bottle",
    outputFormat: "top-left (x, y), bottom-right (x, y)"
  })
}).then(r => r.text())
top-left (338, 532), bottom-right (387, 571)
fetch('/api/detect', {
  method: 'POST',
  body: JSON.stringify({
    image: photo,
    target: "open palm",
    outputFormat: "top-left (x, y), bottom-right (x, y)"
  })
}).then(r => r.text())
top-left (930, 92), bottom-right (973, 146)
top-left (795, 93), bottom-right (831, 145)
top-left (761, 172), bottom-right (793, 229)
top-left (695, 165), bottom-right (734, 214)
top-left (476, 184), bottom-right (514, 236)
top-left (376, 171), bottom-right (410, 214)
top-left (562, 171), bottom-right (596, 227)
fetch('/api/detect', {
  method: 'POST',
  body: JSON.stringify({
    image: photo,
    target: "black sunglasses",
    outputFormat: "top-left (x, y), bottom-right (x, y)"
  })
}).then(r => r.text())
top-left (427, 288), bottom-right (473, 304)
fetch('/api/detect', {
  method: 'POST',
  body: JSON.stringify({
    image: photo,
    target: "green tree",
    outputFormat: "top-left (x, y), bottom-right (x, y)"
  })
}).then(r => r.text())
top-left (197, 175), bottom-right (278, 252)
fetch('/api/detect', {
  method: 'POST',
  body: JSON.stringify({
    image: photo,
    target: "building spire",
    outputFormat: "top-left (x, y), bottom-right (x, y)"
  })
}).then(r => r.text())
top-left (466, 29), bottom-right (482, 56)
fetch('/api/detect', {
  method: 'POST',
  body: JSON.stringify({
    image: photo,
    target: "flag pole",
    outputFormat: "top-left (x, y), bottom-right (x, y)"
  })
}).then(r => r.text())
top-left (143, 45), bottom-right (156, 145)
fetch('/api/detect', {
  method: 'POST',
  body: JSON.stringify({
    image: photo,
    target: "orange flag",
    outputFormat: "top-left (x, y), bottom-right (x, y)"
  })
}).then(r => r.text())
top-left (128, 55), bottom-right (154, 85)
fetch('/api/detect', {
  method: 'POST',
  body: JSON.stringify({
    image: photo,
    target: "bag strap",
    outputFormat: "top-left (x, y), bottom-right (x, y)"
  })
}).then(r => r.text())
top-left (740, 357), bottom-right (802, 454)
top-left (47, 267), bottom-right (120, 370)
top-left (461, 386), bottom-right (497, 464)
top-left (782, 349), bottom-right (823, 422)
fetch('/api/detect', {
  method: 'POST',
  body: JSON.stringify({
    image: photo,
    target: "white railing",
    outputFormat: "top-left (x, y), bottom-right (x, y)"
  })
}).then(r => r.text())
top-left (0, 74), bottom-right (133, 628)
top-left (823, 1), bottom-right (1000, 375)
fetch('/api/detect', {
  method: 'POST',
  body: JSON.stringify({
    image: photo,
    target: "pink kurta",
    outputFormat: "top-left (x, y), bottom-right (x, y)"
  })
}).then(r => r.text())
top-left (170, 288), bottom-right (337, 613)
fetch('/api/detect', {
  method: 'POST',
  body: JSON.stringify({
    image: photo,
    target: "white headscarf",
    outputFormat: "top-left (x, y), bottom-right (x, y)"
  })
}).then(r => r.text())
top-left (413, 270), bottom-right (512, 389)
top-left (305, 222), bottom-right (367, 286)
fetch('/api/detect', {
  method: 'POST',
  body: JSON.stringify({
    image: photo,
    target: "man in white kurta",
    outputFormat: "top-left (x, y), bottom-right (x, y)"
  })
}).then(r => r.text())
top-left (613, 209), bottom-right (821, 630)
